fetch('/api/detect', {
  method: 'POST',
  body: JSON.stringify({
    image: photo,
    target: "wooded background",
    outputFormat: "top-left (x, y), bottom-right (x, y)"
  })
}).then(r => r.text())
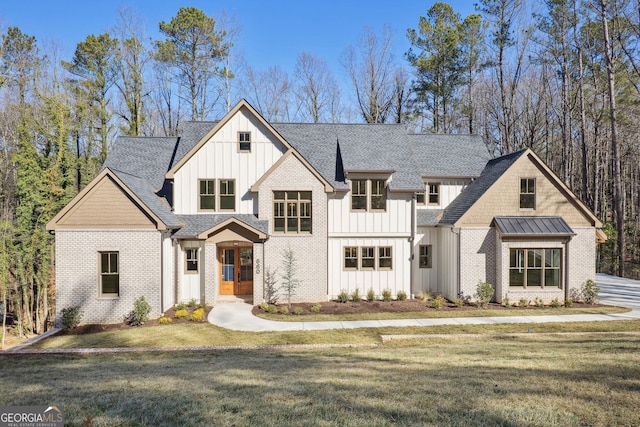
top-left (1, 0), bottom-right (637, 338)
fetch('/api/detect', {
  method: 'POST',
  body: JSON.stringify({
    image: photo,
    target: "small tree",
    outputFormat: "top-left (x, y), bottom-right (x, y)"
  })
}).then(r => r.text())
top-left (280, 247), bottom-right (300, 309)
top-left (126, 296), bottom-right (152, 326)
top-left (581, 279), bottom-right (599, 305)
top-left (474, 281), bottom-right (494, 308)
top-left (263, 267), bottom-right (279, 305)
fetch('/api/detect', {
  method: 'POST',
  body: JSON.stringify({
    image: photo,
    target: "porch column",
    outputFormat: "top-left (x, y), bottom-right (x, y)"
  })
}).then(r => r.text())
top-left (204, 241), bottom-right (217, 304)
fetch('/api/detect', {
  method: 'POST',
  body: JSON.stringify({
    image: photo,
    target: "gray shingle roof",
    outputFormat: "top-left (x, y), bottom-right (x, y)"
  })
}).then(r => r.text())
top-left (110, 169), bottom-right (182, 229)
top-left (103, 113), bottom-right (491, 236)
top-left (173, 214), bottom-right (269, 238)
top-left (417, 209), bottom-right (444, 226)
top-left (439, 149), bottom-right (527, 225)
top-left (494, 216), bottom-right (575, 236)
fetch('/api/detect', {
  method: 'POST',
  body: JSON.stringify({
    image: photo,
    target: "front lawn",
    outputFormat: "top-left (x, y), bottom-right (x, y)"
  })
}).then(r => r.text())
top-left (27, 319), bottom-right (640, 350)
top-left (3, 334), bottom-right (640, 426)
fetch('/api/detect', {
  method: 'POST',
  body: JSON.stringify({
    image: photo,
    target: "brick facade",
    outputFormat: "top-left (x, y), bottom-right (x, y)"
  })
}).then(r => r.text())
top-left (55, 230), bottom-right (162, 324)
top-left (256, 154), bottom-right (328, 303)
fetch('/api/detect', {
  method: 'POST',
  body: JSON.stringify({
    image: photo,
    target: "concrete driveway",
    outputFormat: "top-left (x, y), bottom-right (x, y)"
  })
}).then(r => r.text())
top-left (596, 273), bottom-right (640, 310)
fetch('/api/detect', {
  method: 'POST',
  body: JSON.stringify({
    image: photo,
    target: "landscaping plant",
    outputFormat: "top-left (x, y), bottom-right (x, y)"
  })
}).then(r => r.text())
top-left (474, 281), bottom-right (494, 308)
top-left (60, 306), bottom-right (83, 331)
top-left (126, 296), bottom-right (151, 326)
top-left (581, 279), bottom-right (600, 304)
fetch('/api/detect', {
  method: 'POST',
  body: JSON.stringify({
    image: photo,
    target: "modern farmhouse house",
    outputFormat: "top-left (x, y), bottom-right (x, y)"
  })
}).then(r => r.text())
top-left (47, 100), bottom-right (604, 324)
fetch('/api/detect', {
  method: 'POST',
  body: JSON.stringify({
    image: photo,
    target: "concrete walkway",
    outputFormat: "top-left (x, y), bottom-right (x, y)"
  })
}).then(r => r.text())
top-left (208, 273), bottom-right (640, 332)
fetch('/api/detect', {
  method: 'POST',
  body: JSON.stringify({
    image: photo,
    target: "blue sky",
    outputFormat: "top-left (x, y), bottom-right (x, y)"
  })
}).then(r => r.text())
top-left (1, 1), bottom-right (477, 79)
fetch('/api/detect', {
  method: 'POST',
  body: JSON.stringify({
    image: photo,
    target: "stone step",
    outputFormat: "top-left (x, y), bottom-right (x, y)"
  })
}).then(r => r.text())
top-left (216, 295), bottom-right (253, 304)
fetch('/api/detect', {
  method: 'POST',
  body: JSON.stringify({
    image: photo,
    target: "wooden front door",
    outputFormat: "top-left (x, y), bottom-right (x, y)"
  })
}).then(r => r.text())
top-left (219, 247), bottom-right (253, 295)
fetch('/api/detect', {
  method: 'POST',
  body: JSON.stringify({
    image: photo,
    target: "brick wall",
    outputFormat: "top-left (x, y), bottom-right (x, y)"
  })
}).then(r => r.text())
top-left (458, 228), bottom-right (496, 300)
top-left (256, 154), bottom-right (328, 303)
top-left (55, 230), bottom-right (162, 324)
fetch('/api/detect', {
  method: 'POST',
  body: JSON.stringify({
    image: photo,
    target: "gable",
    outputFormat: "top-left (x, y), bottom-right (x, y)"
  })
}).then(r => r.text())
top-left (456, 151), bottom-right (598, 228)
top-left (166, 100), bottom-right (291, 179)
top-left (48, 172), bottom-right (158, 230)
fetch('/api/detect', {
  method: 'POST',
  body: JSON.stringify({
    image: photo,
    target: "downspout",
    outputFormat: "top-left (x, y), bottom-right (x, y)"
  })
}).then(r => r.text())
top-left (160, 231), bottom-right (164, 313)
top-left (564, 238), bottom-right (570, 302)
top-left (409, 194), bottom-right (416, 297)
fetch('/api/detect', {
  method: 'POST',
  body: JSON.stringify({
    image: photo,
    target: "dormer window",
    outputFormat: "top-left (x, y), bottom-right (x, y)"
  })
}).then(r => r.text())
top-left (238, 131), bottom-right (251, 152)
top-left (520, 178), bottom-right (536, 209)
top-left (351, 178), bottom-right (387, 212)
top-left (428, 183), bottom-right (440, 205)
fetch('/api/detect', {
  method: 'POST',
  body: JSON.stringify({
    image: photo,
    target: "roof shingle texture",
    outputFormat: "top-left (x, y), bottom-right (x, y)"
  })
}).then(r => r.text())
top-left (103, 117), bottom-right (490, 234)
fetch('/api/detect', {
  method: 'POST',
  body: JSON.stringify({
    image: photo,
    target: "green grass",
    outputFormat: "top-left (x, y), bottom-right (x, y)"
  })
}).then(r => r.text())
top-left (257, 306), bottom-right (628, 322)
top-left (3, 334), bottom-right (640, 426)
top-left (29, 319), bottom-right (640, 350)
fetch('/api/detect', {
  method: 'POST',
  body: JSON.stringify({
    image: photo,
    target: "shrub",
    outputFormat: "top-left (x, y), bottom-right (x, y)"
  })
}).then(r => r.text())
top-left (310, 304), bottom-right (322, 313)
top-left (581, 279), bottom-right (599, 304)
top-left (190, 308), bottom-right (205, 322)
top-left (293, 307), bottom-right (303, 315)
top-left (432, 295), bottom-right (446, 309)
top-left (518, 297), bottom-right (530, 308)
top-left (351, 288), bottom-right (362, 302)
top-left (418, 291), bottom-right (432, 303)
top-left (264, 267), bottom-right (279, 305)
top-left (61, 306), bottom-right (83, 331)
top-left (474, 281), bottom-right (494, 308)
top-left (382, 289), bottom-right (392, 302)
top-left (174, 309), bottom-right (189, 319)
top-left (175, 302), bottom-right (186, 311)
top-left (187, 298), bottom-right (197, 308)
top-left (159, 316), bottom-right (173, 325)
top-left (550, 298), bottom-right (562, 308)
top-left (126, 296), bottom-right (152, 326)
top-left (337, 290), bottom-right (349, 303)
top-left (366, 288), bottom-right (376, 302)
top-left (453, 298), bottom-right (464, 308)
top-left (534, 297), bottom-right (544, 307)
top-left (396, 290), bottom-right (407, 301)
top-left (268, 305), bottom-right (278, 314)
top-left (259, 302), bottom-right (269, 311)
top-left (565, 298), bottom-right (574, 308)
top-left (280, 306), bottom-right (289, 315)
top-left (198, 303), bottom-right (207, 310)
top-left (502, 294), bottom-right (511, 308)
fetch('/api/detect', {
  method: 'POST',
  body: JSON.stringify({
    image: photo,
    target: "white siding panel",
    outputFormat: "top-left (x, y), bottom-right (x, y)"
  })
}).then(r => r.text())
top-left (161, 232), bottom-right (175, 312)
top-left (328, 193), bottom-right (412, 235)
top-left (418, 180), bottom-right (472, 211)
top-left (177, 241), bottom-right (204, 303)
top-left (437, 227), bottom-right (459, 299)
top-left (412, 227), bottom-right (438, 295)
top-left (173, 109), bottom-right (287, 214)
top-left (328, 237), bottom-right (411, 299)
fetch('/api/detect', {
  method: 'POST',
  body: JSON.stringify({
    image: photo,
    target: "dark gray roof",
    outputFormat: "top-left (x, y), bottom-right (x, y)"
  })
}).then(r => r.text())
top-left (273, 124), bottom-right (487, 191)
top-left (110, 169), bottom-right (182, 229)
top-left (104, 136), bottom-right (178, 190)
top-left (417, 209), bottom-right (444, 227)
top-left (103, 113), bottom-right (492, 236)
top-left (494, 216), bottom-right (575, 236)
top-left (439, 150), bottom-right (527, 225)
top-left (173, 214), bottom-right (269, 238)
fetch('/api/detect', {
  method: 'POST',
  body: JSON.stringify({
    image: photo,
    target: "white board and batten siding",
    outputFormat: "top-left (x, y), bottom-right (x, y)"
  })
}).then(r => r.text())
top-left (413, 227), bottom-right (438, 295)
top-left (327, 193), bottom-right (413, 235)
top-left (177, 241), bottom-right (204, 303)
top-left (172, 109), bottom-right (287, 215)
top-left (417, 180), bottom-right (471, 211)
top-left (327, 237), bottom-right (411, 299)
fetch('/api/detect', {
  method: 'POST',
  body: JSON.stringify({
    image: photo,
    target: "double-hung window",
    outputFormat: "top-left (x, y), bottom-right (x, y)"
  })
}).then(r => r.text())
top-left (351, 179), bottom-right (387, 211)
top-left (100, 251), bottom-right (119, 296)
top-left (273, 191), bottom-right (312, 233)
top-left (199, 179), bottom-right (236, 211)
top-left (419, 245), bottom-right (432, 268)
top-left (344, 247), bottom-right (358, 269)
top-left (520, 178), bottom-right (536, 209)
top-left (238, 131), bottom-right (251, 152)
top-left (185, 248), bottom-right (199, 273)
top-left (428, 183), bottom-right (440, 205)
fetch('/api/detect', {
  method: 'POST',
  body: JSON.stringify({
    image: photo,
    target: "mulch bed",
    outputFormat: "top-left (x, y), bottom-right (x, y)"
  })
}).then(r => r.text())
top-left (62, 305), bottom-right (212, 335)
top-left (251, 299), bottom-right (606, 317)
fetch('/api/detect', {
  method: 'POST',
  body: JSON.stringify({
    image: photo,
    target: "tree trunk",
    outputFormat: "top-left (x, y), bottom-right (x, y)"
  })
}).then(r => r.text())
top-left (600, 0), bottom-right (625, 277)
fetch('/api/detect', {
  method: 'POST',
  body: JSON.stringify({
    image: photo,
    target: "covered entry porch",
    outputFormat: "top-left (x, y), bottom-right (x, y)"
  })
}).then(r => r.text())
top-left (174, 214), bottom-right (268, 305)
